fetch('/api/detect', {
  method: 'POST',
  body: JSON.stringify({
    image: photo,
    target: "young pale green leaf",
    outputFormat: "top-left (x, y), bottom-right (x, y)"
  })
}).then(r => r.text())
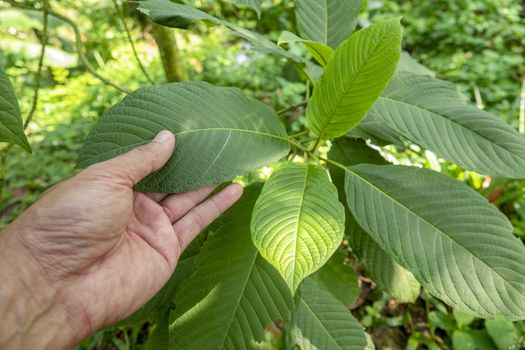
top-left (310, 249), bottom-right (359, 306)
top-left (77, 82), bottom-right (290, 193)
top-left (278, 31), bottom-right (334, 67)
top-left (328, 139), bottom-right (420, 303)
top-left (345, 164), bottom-right (525, 320)
top-left (295, 0), bottom-right (363, 49)
top-left (369, 72), bottom-right (525, 178)
top-left (171, 185), bottom-right (293, 349)
top-left (251, 163), bottom-right (345, 294)
top-left (138, 0), bottom-right (298, 61)
top-left (0, 64), bottom-right (31, 152)
top-left (307, 19), bottom-right (402, 140)
top-left (288, 278), bottom-right (367, 350)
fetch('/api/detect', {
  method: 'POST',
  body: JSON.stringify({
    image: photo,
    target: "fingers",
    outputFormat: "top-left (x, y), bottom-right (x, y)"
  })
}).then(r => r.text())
top-left (95, 130), bottom-right (175, 186)
top-left (173, 184), bottom-right (243, 251)
top-left (160, 185), bottom-right (217, 223)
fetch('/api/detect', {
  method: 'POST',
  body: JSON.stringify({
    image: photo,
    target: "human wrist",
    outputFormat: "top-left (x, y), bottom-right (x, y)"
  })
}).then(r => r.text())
top-left (0, 225), bottom-right (79, 349)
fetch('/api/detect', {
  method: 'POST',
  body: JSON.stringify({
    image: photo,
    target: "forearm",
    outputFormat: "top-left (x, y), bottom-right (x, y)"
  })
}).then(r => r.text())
top-left (0, 226), bottom-right (77, 349)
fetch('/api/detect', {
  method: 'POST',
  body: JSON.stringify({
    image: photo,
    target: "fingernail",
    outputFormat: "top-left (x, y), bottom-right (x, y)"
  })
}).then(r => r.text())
top-left (154, 130), bottom-right (172, 143)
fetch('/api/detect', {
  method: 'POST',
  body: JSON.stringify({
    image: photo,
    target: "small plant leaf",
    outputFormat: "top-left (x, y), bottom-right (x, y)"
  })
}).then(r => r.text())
top-left (345, 164), bottom-right (525, 320)
top-left (171, 185), bottom-right (293, 349)
top-left (278, 31), bottom-right (334, 67)
top-left (0, 64), bottom-right (31, 152)
top-left (77, 82), bottom-right (290, 193)
top-left (287, 278), bottom-right (367, 349)
top-left (307, 19), bottom-right (402, 140)
top-left (236, 0), bottom-right (264, 18)
top-left (369, 72), bottom-right (525, 178)
top-left (251, 163), bottom-right (345, 294)
top-left (295, 0), bottom-right (363, 49)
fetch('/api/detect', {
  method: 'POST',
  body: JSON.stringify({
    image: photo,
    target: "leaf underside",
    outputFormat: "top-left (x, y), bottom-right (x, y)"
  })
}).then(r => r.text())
top-left (345, 164), bottom-right (525, 320)
top-left (77, 81), bottom-right (290, 193)
top-left (171, 185), bottom-right (293, 349)
top-left (0, 64), bottom-right (31, 152)
top-left (296, 0), bottom-right (363, 49)
top-left (369, 72), bottom-right (525, 178)
top-left (251, 163), bottom-right (345, 294)
top-left (288, 278), bottom-right (367, 350)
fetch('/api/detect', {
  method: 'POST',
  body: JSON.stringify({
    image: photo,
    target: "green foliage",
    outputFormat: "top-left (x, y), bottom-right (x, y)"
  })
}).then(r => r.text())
top-left (251, 162), bottom-right (345, 293)
top-left (306, 19), bottom-right (402, 140)
top-left (287, 278), bottom-right (367, 350)
top-left (77, 82), bottom-right (290, 193)
top-left (295, 0), bottom-right (363, 49)
top-left (0, 63), bottom-right (30, 152)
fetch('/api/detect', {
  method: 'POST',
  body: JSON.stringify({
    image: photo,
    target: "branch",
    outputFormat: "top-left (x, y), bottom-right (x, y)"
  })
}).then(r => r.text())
top-left (277, 100), bottom-right (307, 115)
top-left (111, 0), bottom-right (154, 85)
top-left (24, 0), bottom-right (49, 129)
top-left (5, 0), bottom-right (131, 94)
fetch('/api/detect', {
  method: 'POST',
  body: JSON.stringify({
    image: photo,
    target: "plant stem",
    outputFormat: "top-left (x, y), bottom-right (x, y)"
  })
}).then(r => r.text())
top-left (151, 22), bottom-right (187, 82)
top-left (111, 0), bottom-right (154, 85)
top-left (289, 130), bottom-right (308, 138)
top-left (277, 100), bottom-right (307, 115)
top-left (24, 0), bottom-right (49, 129)
top-left (6, 0), bottom-right (131, 94)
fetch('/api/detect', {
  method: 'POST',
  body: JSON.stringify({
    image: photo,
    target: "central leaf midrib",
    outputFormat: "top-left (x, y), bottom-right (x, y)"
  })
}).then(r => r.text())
top-left (346, 167), bottom-right (523, 298)
top-left (291, 165), bottom-right (310, 290)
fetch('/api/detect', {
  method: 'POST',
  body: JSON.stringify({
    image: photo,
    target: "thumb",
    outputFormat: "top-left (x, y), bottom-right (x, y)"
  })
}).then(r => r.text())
top-left (97, 130), bottom-right (175, 186)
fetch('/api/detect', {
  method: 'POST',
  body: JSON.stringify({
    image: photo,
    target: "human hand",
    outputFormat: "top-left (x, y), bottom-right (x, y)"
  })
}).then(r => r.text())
top-left (0, 131), bottom-right (243, 349)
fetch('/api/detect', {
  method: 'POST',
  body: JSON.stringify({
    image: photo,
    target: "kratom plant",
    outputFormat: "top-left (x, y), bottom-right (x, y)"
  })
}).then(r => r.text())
top-left (3, 0), bottom-right (525, 349)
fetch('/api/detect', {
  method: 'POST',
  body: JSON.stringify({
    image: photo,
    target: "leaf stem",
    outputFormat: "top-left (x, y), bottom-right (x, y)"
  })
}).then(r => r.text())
top-left (24, 0), bottom-right (49, 129)
top-left (289, 130), bottom-right (308, 138)
top-left (111, 0), bottom-right (154, 85)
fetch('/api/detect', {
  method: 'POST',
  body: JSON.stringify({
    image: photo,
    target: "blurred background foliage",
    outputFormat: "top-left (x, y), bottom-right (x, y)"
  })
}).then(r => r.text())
top-left (0, 0), bottom-right (524, 349)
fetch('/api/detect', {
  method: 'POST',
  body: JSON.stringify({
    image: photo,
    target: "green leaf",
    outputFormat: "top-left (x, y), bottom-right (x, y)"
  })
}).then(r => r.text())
top-left (452, 331), bottom-right (476, 350)
top-left (397, 52), bottom-right (434, 77)
top-left (310, 248), bottom-right (359, 306)
top-left (77, 82), bottom-right (290, 193)
top-left (0, 64), bottom-right (31, 152)
top-left (344, 164), bottom-right (525, 320)
top-left (278, 31), bottom-right (334, 67)
top-left (307, 19), bottom-right (402, 140)
top-left (486, 316), bottom-right (521, 350)
top-left (138, 0), bottom-right (298, 61)
top-left (369, 72), bottom-right (525, 178)
top-left (288, 278), bottom-right (367, 350)
top-left (295, 0), bottom-right (363, 49)
top-left (328, 138), bottom-right (420, 303)
top-left (347, 217), bottom-right (420, 303)
top-left (251, 163), bottom-right (345, 294)
top-left (236, 0), bottom-right (264, 18)
top-left (171, 185), bottom-right (293, 349)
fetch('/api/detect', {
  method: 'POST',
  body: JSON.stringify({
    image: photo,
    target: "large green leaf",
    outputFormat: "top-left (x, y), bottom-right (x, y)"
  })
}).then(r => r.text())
top-left (295, 0), bottom-right (363, 49)
top-left (171, 185), bottom-right (293, 349)
top-left (251, 163), bottom-right (345, 294)
top-left (0, 64), bottom-right (30, 152)
top-left (344, 164), bottom-right (525, 320)
top-left (77, 82), bottom-right (290, 193)
top-left (397, 52), bottom-right (434, 77)
top-left (328, 138), bottom-right (420, 303)
top-left (369, 72), bottom-right (525, 178)
top-left (288, 278), bottom-right (367, 350)
top-left (307, 19), bottom-right (402, 140)
top-left (310, 248), bottom-right (360, 306)
top-left (138, 0), bottom-right (297, 61)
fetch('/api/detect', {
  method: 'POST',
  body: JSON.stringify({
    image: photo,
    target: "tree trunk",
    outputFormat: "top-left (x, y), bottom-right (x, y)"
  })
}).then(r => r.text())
top-left (150, 22), bottom-right (187, 82)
